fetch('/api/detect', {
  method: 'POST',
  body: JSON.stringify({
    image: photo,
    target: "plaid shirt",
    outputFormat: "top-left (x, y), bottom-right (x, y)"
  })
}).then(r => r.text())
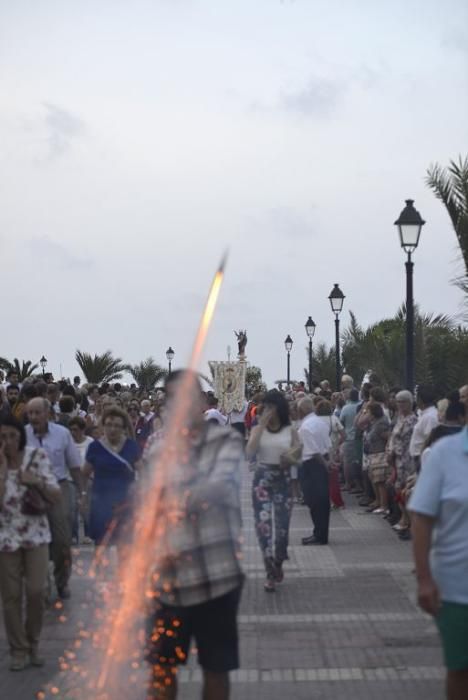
top-left (145, 423), bottom-right (244, 607)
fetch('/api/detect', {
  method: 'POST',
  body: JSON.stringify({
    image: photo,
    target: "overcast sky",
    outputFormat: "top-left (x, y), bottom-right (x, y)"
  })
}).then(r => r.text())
top-left (1, 0), bottom-right (467, 387)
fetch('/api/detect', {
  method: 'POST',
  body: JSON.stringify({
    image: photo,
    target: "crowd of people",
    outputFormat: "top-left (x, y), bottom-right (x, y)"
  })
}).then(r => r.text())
top-left (0, 365), bottom-right (467, 698)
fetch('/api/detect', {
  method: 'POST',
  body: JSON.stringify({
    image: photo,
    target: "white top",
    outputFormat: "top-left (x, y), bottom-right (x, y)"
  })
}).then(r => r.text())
top-left (204, 408), bottom-right (228, 426)
top-left (409, 406), bottom-right (439, 457)
top-left (230, 401), bottom-right (248, 423)
top-left (317, 415), bottom-right (344, 450)
top-left (409, 428), bottom-right (468, 604)
top-left (74, 436), bottom-right (94, 467)
top-left (298, 413), bottom-right (332, 460)
top-left (25, 422), bottom-right (81, 481)
top-left (257, 426), bottom-right (293, 465)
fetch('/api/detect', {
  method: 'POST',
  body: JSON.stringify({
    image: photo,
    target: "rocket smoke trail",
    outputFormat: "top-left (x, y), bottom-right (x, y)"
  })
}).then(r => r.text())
top-left (58, 252), bottom-right (230, 700)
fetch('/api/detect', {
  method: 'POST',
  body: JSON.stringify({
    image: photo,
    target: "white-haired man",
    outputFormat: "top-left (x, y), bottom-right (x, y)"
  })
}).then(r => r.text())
top-left (297, 397), bottom-right (332, 545)
top-left (26, 398), bottom-right (82, 599)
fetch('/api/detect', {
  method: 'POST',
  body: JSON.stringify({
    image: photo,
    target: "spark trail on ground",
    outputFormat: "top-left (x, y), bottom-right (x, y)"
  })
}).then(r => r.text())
top-left (38, 253), bottom-right (228, 700)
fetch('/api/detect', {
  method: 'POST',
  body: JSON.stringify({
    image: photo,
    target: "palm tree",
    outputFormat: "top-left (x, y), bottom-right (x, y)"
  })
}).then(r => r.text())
top-left (303, 342), bottom-right (336, 387)
top-left (426, 155), bottom-right (468, 310)
top-left (341, 307), bottom-right (467, 396)
top-left (128, 358), bottom-right (167, 391)
top-left (9, 358), bottom-right (40, 381)
top-left (75, 350), bottom-right (129, 384)
top-left (0, 357), bottom-right (11, 372)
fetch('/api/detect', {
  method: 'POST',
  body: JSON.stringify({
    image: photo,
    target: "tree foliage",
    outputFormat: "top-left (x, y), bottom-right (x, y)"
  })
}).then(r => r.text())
top-left (245, 365), bottom-right (267, 396)
top-left (341, 307), bottom-right (468, 396)
top-left (0, 357), bottom-right (39, 380)
top-left (426, 155), bottom-right (468, 318)
top-left (0, 357), bottom-right (11, 372)
top-left (303, 342), bottom-right (336, 387)
top-left (128, 357), bottom-right (167, 390)
top-left (426, 155), bottom-right (468, 275)
top-left (75, 350), bottom-right (129, 384)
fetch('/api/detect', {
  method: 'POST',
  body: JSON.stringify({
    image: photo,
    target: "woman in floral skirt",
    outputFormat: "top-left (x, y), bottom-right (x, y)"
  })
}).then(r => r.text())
top-left (247, 391), bottom-right (301, 592)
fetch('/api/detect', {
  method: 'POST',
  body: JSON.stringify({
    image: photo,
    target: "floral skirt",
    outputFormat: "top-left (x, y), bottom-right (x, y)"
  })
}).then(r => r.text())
top-left (252, 465), bottom-right (292, 573)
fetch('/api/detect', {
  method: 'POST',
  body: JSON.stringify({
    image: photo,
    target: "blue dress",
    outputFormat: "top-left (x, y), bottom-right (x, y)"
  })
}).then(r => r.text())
top-left (86, 439), bottom-right (140, 545)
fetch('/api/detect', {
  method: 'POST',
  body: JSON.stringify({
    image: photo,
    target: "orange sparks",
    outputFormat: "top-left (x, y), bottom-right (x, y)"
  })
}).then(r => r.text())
top-left (91, 253), bottom-right (228, 695)
top-left (189, 252), bottom-right (227, 368)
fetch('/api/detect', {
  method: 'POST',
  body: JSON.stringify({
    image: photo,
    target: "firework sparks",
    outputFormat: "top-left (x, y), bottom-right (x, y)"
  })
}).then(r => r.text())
top-left (46, 253), bottom-right (228, 699)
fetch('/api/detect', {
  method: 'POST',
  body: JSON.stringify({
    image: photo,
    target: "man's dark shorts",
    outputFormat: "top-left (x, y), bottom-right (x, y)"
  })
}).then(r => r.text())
top-left (146, 586), bottom-right (242, 673)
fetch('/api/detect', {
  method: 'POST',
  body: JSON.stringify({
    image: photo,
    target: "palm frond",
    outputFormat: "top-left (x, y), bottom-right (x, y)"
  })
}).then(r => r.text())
top-left (426, 155), bottom-right (468, 276)
top-left (75, 350), bottom-right (128, 384)
top-left (128, 357), bottom-right (167, 390)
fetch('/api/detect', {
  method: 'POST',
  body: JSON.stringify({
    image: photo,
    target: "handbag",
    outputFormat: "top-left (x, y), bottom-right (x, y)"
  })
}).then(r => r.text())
top-left (21, 449), bottom-right (50, 516)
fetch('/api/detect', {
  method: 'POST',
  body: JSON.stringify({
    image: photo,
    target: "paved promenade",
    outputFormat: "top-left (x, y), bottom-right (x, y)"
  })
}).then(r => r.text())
top-left (1, 473), bottom-right (445, 699)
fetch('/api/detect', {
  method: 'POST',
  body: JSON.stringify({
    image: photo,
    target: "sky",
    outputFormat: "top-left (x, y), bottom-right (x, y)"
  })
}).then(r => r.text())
top-left (1, 0), bottom-right (467, 387)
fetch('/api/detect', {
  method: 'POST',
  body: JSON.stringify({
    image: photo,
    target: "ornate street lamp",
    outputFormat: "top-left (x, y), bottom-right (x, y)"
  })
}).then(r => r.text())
top-left (328, 284), bottom-right (345, 391)
top-left (394, 199), bottom-right (425, 393)
top-left (304, 317), bottom-right (316, 393)
top-left (284, 335), bottom-right (293, 387)
top-left (40, 355), bottom-right (47, 377)
top-left (166, 347), bottom-right (175, 376)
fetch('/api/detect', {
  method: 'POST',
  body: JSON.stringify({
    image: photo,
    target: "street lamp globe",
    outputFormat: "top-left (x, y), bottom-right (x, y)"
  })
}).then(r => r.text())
top-left (328, 284), bottom-right (345, 316)
top-left (394, 199), bottom-right (426, 254)
top-left (305, 317), bottom-right (316, 339)
top-left (284, 335), bottom-right (293, 353)
top-left (166, 347), bottom-right (175, 363)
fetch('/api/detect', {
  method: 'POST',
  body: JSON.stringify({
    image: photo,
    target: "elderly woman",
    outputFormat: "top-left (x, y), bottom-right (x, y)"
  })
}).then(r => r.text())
top-left (84, 407), bottom-right (141, 568)
top-left (387, 390), bottom-right (417, 537)
top-left (315, 400), bottom-right (345, 509)
top-left (364, 403), bottom-right (390, 514)
top-left (0, 416), bottom-right (60, 671)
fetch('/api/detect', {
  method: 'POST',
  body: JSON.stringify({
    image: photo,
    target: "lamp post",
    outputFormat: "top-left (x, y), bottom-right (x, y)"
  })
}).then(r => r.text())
top-left (328, 284), bottom-right (345, 391)
top-left (284, 335), bottom-right (293, 387)
top-left (304, 317), bottom-right (316, 394)
top-left (394, 199), bottom-right (425, 394)
top-left (39, 355), bottom-right (47, 377)
top-left (166, 347), bottom-right (175, 377)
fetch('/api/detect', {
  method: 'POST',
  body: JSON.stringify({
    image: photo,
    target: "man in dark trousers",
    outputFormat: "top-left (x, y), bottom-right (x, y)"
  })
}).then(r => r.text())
top-left (298, 397), bottom-right (332, 545)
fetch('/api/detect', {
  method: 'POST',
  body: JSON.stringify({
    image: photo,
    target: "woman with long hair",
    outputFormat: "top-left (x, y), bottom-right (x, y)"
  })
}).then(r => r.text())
top-left (246, 390), bottom-right (301, 592)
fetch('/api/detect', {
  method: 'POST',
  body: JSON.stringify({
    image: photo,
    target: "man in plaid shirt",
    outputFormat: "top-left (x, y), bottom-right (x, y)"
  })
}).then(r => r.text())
top-left (145, 370), bottom-right (244, 700)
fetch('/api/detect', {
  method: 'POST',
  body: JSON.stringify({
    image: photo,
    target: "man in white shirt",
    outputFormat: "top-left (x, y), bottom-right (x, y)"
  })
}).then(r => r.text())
top-left (229, 400), bottom-right (248, 437)
top-left (409, 385), bottom-right (439, 468)
top-left (297, 397), bottom-right (332, 546)
top-left (26, 398), bottom-right (82, 599)
top-left (204, 396), bottom-right (227, 426)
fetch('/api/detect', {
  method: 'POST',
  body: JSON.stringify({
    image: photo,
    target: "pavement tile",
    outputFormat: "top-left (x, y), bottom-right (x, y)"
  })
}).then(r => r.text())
top-left (0, 474), bottom-right (445, 699)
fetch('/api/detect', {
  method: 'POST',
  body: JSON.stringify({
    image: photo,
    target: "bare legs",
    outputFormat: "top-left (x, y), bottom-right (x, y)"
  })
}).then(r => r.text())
top-left (147, 668), bottom-right (229, 700)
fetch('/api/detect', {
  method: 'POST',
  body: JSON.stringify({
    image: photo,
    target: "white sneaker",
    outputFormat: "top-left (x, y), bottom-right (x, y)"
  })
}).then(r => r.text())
top-left (372, 507), bottom-right (385, 514)
top-left (392, 524), bottom-right (404, 530)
